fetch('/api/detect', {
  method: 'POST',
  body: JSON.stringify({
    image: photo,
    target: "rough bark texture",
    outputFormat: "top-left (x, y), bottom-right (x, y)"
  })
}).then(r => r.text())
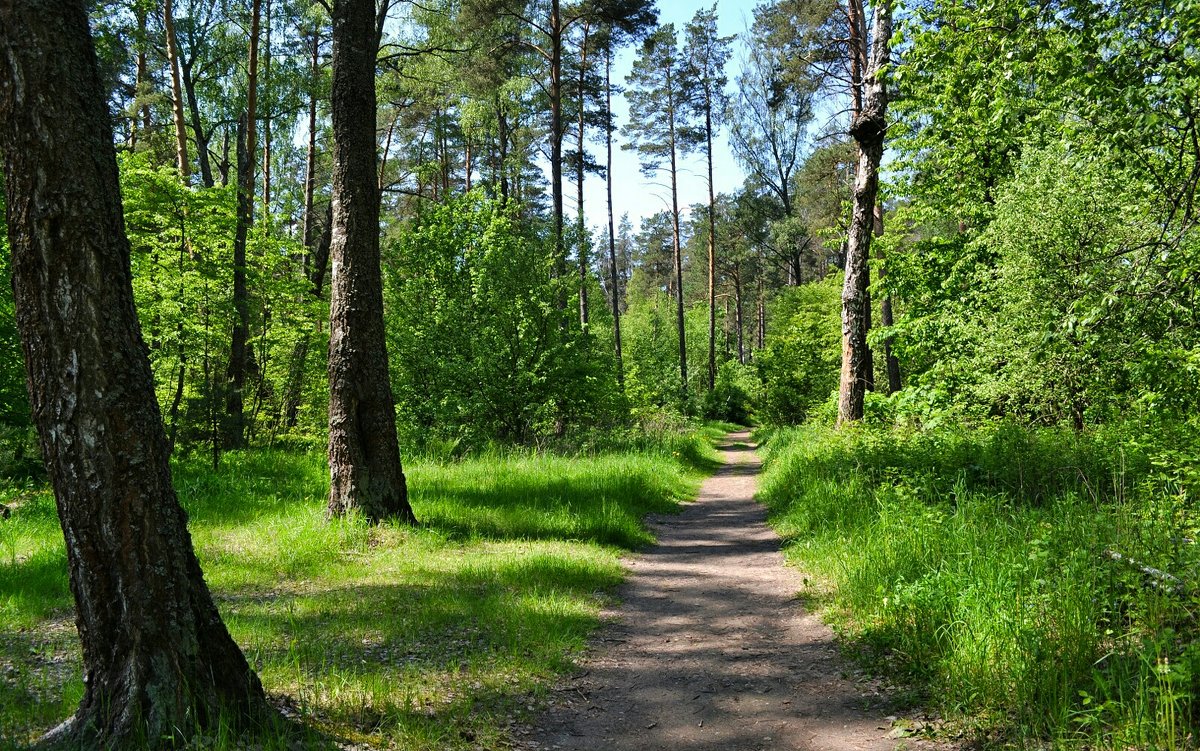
top-left (327, 0), bottom-right (416, 525)
top-left (836, 0), bottom-right (892, 427)
top-left (0, 2), bottom-right (270, 746)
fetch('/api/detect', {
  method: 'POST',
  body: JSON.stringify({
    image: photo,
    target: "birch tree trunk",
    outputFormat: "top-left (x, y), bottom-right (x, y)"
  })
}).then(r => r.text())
top-left (0, 2), bottom-right (271, 744)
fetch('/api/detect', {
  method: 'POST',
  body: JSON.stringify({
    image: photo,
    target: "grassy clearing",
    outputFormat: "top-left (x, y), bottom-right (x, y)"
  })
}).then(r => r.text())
top-left (0, 428), bottom-right (718, 750)
top-left (758, 422), bottom-right (1200, 749)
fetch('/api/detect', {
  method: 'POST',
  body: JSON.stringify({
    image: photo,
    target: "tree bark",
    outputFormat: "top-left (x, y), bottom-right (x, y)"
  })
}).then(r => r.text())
top-left (550, 0), bottom-right (566, 300)
top-left (704, 93), bottom-right (717, 392)
top-left (181, 57), bottom-right (215, 188)
top-left (604, 45), bottom-right (623, 387)
top-left (666, 63), bottom-right (688, 401)
top-left (0, 2), bottom-right (271, 745)
top-left (576, 21), bottom-right (591, 329)
top-left (327, 0), bottom-right (417, 525)
top-left (226, 0), bottom-right (261, 449)
top-left (836, 0), bottom-right (892, 427)
top-left (875, 204), bottom-right (901, 394)
top-left (164, 0), bottom-right (191, 178)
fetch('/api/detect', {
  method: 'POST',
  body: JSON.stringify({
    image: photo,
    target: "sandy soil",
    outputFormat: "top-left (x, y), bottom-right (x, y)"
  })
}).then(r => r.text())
top-left (517, 431), bottom-right (940, 751)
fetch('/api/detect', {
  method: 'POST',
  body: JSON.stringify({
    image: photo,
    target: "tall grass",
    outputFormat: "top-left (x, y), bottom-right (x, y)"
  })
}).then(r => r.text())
top-left (0, 426), bottom-right (715, 750)
top-left (759, 422), bottom-right (1200, 748)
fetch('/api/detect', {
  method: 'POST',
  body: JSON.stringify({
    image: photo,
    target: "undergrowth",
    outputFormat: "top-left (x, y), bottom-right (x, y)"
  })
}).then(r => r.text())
top-left (0, 424), bottom-right (719, 750)
top-left (758, 421), bottom-right (1200, 749)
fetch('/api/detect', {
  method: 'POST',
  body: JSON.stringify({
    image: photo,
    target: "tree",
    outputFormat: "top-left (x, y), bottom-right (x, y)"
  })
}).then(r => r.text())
top-left (836, 0), bottom-right (891, 425)
top-left (0, 0), bottom-right (272, 745)
top-left (681, 5), bottom-right (732, 392)
top-left (326, 0), bottom-right (417, 524)
top-left (624, 24), bottom-right (700, 403)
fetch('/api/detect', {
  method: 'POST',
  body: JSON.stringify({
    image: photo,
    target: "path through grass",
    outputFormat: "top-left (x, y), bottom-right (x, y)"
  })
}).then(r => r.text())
top-left (0, 429), bottom-right (720, 750)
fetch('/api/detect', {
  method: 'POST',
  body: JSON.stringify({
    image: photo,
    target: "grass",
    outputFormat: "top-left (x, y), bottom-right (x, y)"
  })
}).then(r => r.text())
top-left (757, 422), bottom-right (1200, 749)
top-left (0, 426), bottom-right (720, 750)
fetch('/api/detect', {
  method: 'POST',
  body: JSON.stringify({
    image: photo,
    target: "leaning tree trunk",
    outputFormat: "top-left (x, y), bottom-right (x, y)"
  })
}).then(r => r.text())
top-left (0, 2), bottom-right (271, 746)
top-left (164, 0), bottom-right (191, 178)
top-left (836, 0), bottom-right (892, 427)
top-left (327, 0), bottom-right (417, 525)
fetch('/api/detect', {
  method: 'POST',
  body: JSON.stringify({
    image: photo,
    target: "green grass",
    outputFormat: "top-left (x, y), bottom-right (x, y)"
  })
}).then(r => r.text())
top-left (758, 422), bottom-right (1200, 749)
top-left (0, 428), bottom-right (717, 749)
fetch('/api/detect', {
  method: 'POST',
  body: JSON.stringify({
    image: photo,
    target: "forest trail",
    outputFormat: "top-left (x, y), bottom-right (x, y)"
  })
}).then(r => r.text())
top-left (518, 431), bottom-right (923, 751)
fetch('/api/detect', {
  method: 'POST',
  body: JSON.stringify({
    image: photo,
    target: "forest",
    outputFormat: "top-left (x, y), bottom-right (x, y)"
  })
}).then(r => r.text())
top-left (1, 0), bottom-right (1199, 748)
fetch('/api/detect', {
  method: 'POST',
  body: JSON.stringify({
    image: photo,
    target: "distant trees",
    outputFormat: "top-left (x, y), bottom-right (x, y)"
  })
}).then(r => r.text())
top-left (0, 0), bottom-right (270, 744)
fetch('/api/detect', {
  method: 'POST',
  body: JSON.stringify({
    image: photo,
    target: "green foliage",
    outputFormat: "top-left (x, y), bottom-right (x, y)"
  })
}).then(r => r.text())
top-left (759, 422), bottom-right (1200, 746)
top-left (754, 274), bottom-right (841, 424)
top-left (119, 152), bottom-right (323, 451)
top-left (384, 192), bottom-right (622, 449)
top-left (702, 361), bottom-right (758, 425)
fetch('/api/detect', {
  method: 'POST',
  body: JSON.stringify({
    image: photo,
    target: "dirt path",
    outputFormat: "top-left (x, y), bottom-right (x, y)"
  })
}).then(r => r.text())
top-left (518, 431), bottom-right (921, 751)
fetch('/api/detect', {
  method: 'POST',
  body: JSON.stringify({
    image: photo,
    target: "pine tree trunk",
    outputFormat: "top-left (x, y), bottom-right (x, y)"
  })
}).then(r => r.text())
top-left (181, 58), bottom-right (215, 188)
top-left (704, 98), bottom-right (717, 392)
top-left (576, 21), bottom-right (591, 329)
top-left (666, 66), bottom-right (688, 401)
top-left (164, 0), bottom-right (191, 178)
top-left (837, 0), bottom-right (892, 427)
top-left (733, 263), bottom-right (744, 365)
top-left (604, 46), bottom-right (624, 387)
top-left (327, 0), bottom-right (417, 525)
top-left (550, 0), bottom-right (566, 300)
top-left (0, 2), bottom-right (271, 745)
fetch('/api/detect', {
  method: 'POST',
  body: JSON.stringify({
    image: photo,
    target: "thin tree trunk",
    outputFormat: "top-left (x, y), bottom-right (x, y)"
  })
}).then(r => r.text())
top-left (327, 0), bottom-right (417, 524)
top-left (164, 0), bottom-right (191, 178)
top-left (181, 58), bottom-right (215, 187)
top-left (0, 3), bottom-right (271, 744)
top-left (576, 21), bottom-right (591, 328)
top-left (604, 45), bottom-right (623, 386)
top-left (133, 7), bottom-right (150, 149)
top-left (667, 67), bottom-right (688, 400)
top-left (261, 0), bottom-right (272, 214)
top-left (837, 0), bottom-right (892, 426)
top-left (704, 93), bottom-right (717, 391)
top-left (733, 263), bottom-right (744, 364)
top-left (550, 0), bottom-right (566, 301)
top-left (226, 0), bottom-right (261, 448)
top-left (875, 203), bottom-right (901, 393)
top-left (302, 27), bottom-right (320, 251)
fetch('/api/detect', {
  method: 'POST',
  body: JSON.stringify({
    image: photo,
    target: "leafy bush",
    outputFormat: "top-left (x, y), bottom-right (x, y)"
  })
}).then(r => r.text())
top-left (755, 275), bottom-right (841, 424)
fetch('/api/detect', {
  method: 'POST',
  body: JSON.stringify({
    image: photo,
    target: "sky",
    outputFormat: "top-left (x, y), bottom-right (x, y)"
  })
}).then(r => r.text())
top-left (575, 0), bottom-right (762, 235)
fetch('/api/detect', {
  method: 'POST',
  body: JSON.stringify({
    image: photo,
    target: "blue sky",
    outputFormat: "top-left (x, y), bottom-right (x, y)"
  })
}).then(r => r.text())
top-left (576, 0), bottom-right (763, 234)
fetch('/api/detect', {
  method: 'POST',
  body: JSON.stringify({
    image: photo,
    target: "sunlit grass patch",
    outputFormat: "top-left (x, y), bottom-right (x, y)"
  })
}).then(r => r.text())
top-left (0, 430), bottom-right (708, 749)
top-left (759, 423), bottom-right (1200, 748)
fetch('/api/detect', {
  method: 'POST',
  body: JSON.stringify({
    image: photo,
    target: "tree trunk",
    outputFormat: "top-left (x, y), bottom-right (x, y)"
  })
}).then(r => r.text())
top-left (164, 0), bottom-right (191, 178)
top-left (836, 0), bottom-right (892, 427)
top-left (227, 0), bottom-right (261, 448)
top-left (875, 204), bottom-right (901, 394)
top-left (733, 263), bottom-right (744, 365)
top-left (302, 26), bottom-right (320, 251)
top-left (576, 21), bottom-right (591, 329)
top-left (181, 58), bottom-right (215, 188)
top-left (550, 0), bottom-right (566, 299)
top-left (604, 45), bottom-right (623, 387)
top-left (261, 0), bottom-right (272, 214)
top-left (0, 2), bottom-right (271, 745)
top-left (327, 0), bottom-right (417, 525)
top-left (704, 95), bottom-right (717, 392)
top-left (666, 65), bottom-right (688, 401)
